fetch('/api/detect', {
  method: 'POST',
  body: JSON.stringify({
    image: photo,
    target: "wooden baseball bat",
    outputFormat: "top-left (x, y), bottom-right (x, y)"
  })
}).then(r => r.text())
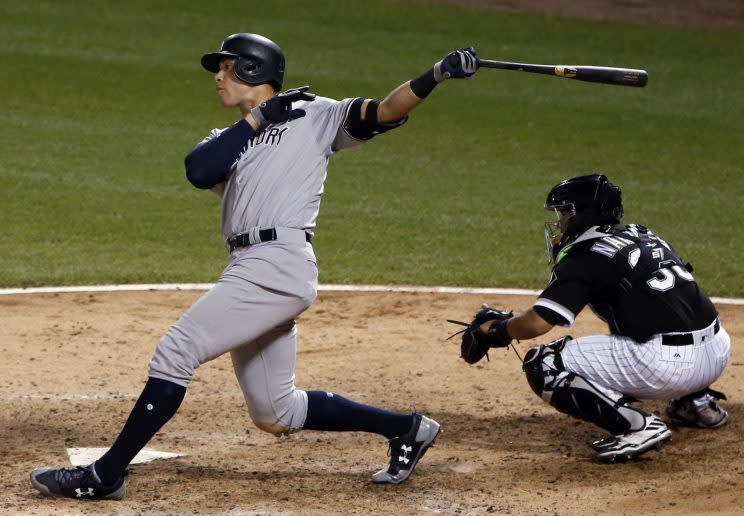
top-left (477, 58), bottom-right (648, 87)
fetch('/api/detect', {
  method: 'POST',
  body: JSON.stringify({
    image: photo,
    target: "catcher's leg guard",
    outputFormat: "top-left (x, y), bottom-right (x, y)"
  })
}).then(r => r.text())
top-left (523, 337), bottom-right (646, 434)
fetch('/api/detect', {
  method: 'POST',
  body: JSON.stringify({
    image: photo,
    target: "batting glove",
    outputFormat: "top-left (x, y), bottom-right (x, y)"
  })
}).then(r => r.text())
top-left (251, 85), bottom-right (317, 131)
top-left (433, 48), bottom-right (478, 82)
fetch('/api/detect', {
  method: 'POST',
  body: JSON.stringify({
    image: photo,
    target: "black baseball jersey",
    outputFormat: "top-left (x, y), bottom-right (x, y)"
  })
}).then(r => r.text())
top-left (534, 224), bottom-right (717, 342)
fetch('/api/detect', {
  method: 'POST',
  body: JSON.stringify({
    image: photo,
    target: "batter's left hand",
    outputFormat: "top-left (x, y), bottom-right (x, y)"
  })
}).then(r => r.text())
top-left (433, 48), bottom-right (478, 82)
top-left (251, 85), bottom-right (317, 130)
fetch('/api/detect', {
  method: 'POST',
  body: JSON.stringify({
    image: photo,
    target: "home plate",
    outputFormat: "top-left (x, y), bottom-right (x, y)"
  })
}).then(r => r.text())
top-left (67, 448), bottom-right (185, 467)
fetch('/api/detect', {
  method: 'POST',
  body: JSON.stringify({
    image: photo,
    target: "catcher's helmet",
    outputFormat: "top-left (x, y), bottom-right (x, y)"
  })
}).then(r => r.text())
top-left (543, 174), bottom-right (623, 263)
top-left (201, 33), bottom-right (285, 91)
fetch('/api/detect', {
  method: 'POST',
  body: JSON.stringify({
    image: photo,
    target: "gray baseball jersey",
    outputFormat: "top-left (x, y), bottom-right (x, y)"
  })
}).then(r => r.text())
top-left (149, 96), bottom-right (366, 431)
top-left (199, 96), bottom-right (361, 242)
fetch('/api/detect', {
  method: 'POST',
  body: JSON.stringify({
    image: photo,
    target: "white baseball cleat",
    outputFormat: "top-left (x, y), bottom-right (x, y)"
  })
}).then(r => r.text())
top-left (371, 414), bottom-right (441, 484)
top-left (591, 414), bottom-right (672, 463)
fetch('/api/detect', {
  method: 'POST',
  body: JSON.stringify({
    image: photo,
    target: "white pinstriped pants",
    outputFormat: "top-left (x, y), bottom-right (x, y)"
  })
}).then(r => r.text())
top-left (559, 321), bottom-right (731, 400)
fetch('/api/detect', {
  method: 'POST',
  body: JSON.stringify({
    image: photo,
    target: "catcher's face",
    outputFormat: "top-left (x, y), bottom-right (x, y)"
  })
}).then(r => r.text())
top-left (543, 203), bottom-right (575, 263)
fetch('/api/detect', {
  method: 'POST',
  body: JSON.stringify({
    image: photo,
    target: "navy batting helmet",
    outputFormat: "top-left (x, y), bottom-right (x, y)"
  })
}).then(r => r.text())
top-left (201, 33), bottom-right (285, 91)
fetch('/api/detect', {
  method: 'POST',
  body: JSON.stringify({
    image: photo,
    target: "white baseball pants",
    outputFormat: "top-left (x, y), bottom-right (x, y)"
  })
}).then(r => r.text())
top-left (560, 320), bottom-right (730, 401)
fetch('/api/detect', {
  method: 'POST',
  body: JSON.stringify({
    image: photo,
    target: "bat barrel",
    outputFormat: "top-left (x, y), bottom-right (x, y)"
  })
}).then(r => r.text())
top-left (476, 59), bottom-right (648, 87)
top-left (570, 65), bottom-right (648, 87)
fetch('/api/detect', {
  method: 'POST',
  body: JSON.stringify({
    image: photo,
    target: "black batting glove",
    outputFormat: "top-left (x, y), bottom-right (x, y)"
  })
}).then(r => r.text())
top-left (433, 47), bottom-right (478, 82)
top-left (251, 85), bottom-right (317, 131)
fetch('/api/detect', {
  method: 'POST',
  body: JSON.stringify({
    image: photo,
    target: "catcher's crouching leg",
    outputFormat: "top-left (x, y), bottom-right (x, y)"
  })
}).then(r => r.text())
top-left (522, 337), bottom-right (645, 434)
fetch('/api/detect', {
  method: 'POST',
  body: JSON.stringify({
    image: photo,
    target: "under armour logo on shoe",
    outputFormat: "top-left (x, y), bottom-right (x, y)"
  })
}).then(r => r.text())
top-left (674, 353), bottom-right (681, 358)
top-left (399, 444), bottom-right (413, 465)
top-left (75, 487), bottom-right (95, 498)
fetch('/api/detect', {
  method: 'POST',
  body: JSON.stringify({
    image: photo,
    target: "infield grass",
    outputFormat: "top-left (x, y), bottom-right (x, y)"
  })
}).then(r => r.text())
top-left (1, 1), bottom-right (743, 295)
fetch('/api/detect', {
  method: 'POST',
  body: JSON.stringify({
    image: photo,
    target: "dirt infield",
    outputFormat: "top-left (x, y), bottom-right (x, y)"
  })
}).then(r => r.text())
top-left (1, 290), bottom-right (742, 515)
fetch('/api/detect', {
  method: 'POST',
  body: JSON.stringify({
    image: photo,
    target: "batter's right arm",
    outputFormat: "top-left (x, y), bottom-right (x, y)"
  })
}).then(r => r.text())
top-left (377, 47), bottom-right (478, 123)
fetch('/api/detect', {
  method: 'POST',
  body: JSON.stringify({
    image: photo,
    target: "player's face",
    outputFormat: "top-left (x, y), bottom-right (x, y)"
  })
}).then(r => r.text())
top-left (557, 208), bottom-right (573, 233)
top-left (545, 206), bottom-right (574, 241)
top-left (543, 205), bottom-right (575, 263)
top-left (214, 58), bottom-right (263, 109)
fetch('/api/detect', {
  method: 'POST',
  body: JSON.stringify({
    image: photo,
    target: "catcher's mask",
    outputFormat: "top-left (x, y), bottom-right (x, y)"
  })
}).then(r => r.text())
top-left (544, 173), bottom-right (623, 263)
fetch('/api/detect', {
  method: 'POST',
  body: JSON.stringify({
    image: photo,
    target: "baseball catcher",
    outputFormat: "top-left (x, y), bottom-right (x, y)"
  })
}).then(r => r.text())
top-left (452, 174), bottom-right (731, 462)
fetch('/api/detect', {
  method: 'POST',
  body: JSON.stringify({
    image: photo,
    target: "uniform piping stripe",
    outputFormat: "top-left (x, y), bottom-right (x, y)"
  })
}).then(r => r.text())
top-left (534, 298), bottom-right (576, 325)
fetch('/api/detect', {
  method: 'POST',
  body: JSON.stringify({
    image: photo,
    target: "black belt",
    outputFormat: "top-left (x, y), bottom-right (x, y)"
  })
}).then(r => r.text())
top-left (228, 228), bottom-right (312, 253)
top-left (661, 320), bottom-right (720, 346)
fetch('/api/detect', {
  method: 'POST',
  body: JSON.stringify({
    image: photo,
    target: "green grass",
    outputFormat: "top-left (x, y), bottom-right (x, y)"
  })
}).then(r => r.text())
top-left (1, 1), bottom-right (743, 295)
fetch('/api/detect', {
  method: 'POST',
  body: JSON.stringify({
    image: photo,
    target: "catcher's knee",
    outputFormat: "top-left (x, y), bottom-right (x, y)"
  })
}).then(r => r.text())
top-left (522, 337), bottom-right (644, 434)
top-left (522, 336), bottom-right (570, 400)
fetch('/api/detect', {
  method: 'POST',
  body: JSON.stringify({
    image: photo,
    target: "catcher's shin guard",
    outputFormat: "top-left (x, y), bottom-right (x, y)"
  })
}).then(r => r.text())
top-left (522, 336), bottom-right (569, 397)
top-left (523, 338), bottom-right (645, 434)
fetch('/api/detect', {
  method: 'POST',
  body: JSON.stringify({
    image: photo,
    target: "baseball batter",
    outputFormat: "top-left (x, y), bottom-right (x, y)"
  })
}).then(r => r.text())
top-left (30, 33), bottom-right (479, 500)
top-left (456, 174), bottom-right (730, 462)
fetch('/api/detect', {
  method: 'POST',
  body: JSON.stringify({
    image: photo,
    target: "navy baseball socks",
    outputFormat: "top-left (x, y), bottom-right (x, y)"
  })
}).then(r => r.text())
top-left (30, 377), bottom-right (186, 499)
top-left (304, 391), bottom-right (414, 438)
top-left (30, 386), bottom-right (439, 498)
top-left (304, 391), bottom-right (441, 483)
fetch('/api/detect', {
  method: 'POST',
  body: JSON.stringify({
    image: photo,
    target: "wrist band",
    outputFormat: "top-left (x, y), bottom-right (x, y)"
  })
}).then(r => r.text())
top-left (487, 319), bottom-right (513, 347)
top-left (250, 104), bottom-right (269, 131)
top-left (409, 68), bottom-right (438, 99)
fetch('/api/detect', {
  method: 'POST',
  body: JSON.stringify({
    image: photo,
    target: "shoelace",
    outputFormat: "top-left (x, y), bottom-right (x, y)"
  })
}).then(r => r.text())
top-left (384, 417), bottom-right (419, 465)
top-left (386, 438), bottom-right (404, 458)
top-left (54, 466), bottom-right (93, 485)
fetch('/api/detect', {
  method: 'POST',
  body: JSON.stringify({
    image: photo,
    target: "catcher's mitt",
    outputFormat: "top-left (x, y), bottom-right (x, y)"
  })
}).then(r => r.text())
top-left (447, 307), bottom-right (514, 364)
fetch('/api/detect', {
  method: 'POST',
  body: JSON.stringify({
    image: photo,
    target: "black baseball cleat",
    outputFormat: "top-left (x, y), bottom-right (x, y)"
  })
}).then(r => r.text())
top-left (667, 397), bottom-right (729, 429)
top-left (371, 413), bottom-right (441, 484)
top-left (591, 414), bottom-right (672, 463)
top-left (30, 463), bottom-right (126, 500)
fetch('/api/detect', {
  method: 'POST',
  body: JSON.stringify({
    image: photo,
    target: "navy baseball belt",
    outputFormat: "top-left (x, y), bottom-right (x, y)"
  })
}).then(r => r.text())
top-left (227, 228), bottom-right (312, 253)
top-left (661, 319), bottom-right (720, 346)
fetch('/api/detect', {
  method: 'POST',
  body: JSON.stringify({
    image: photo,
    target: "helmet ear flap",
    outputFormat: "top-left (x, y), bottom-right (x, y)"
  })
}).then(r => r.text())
top-left (234, 57), bottom-right (261, 83)
top-left (202, 33), bottom-right (285, 91)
